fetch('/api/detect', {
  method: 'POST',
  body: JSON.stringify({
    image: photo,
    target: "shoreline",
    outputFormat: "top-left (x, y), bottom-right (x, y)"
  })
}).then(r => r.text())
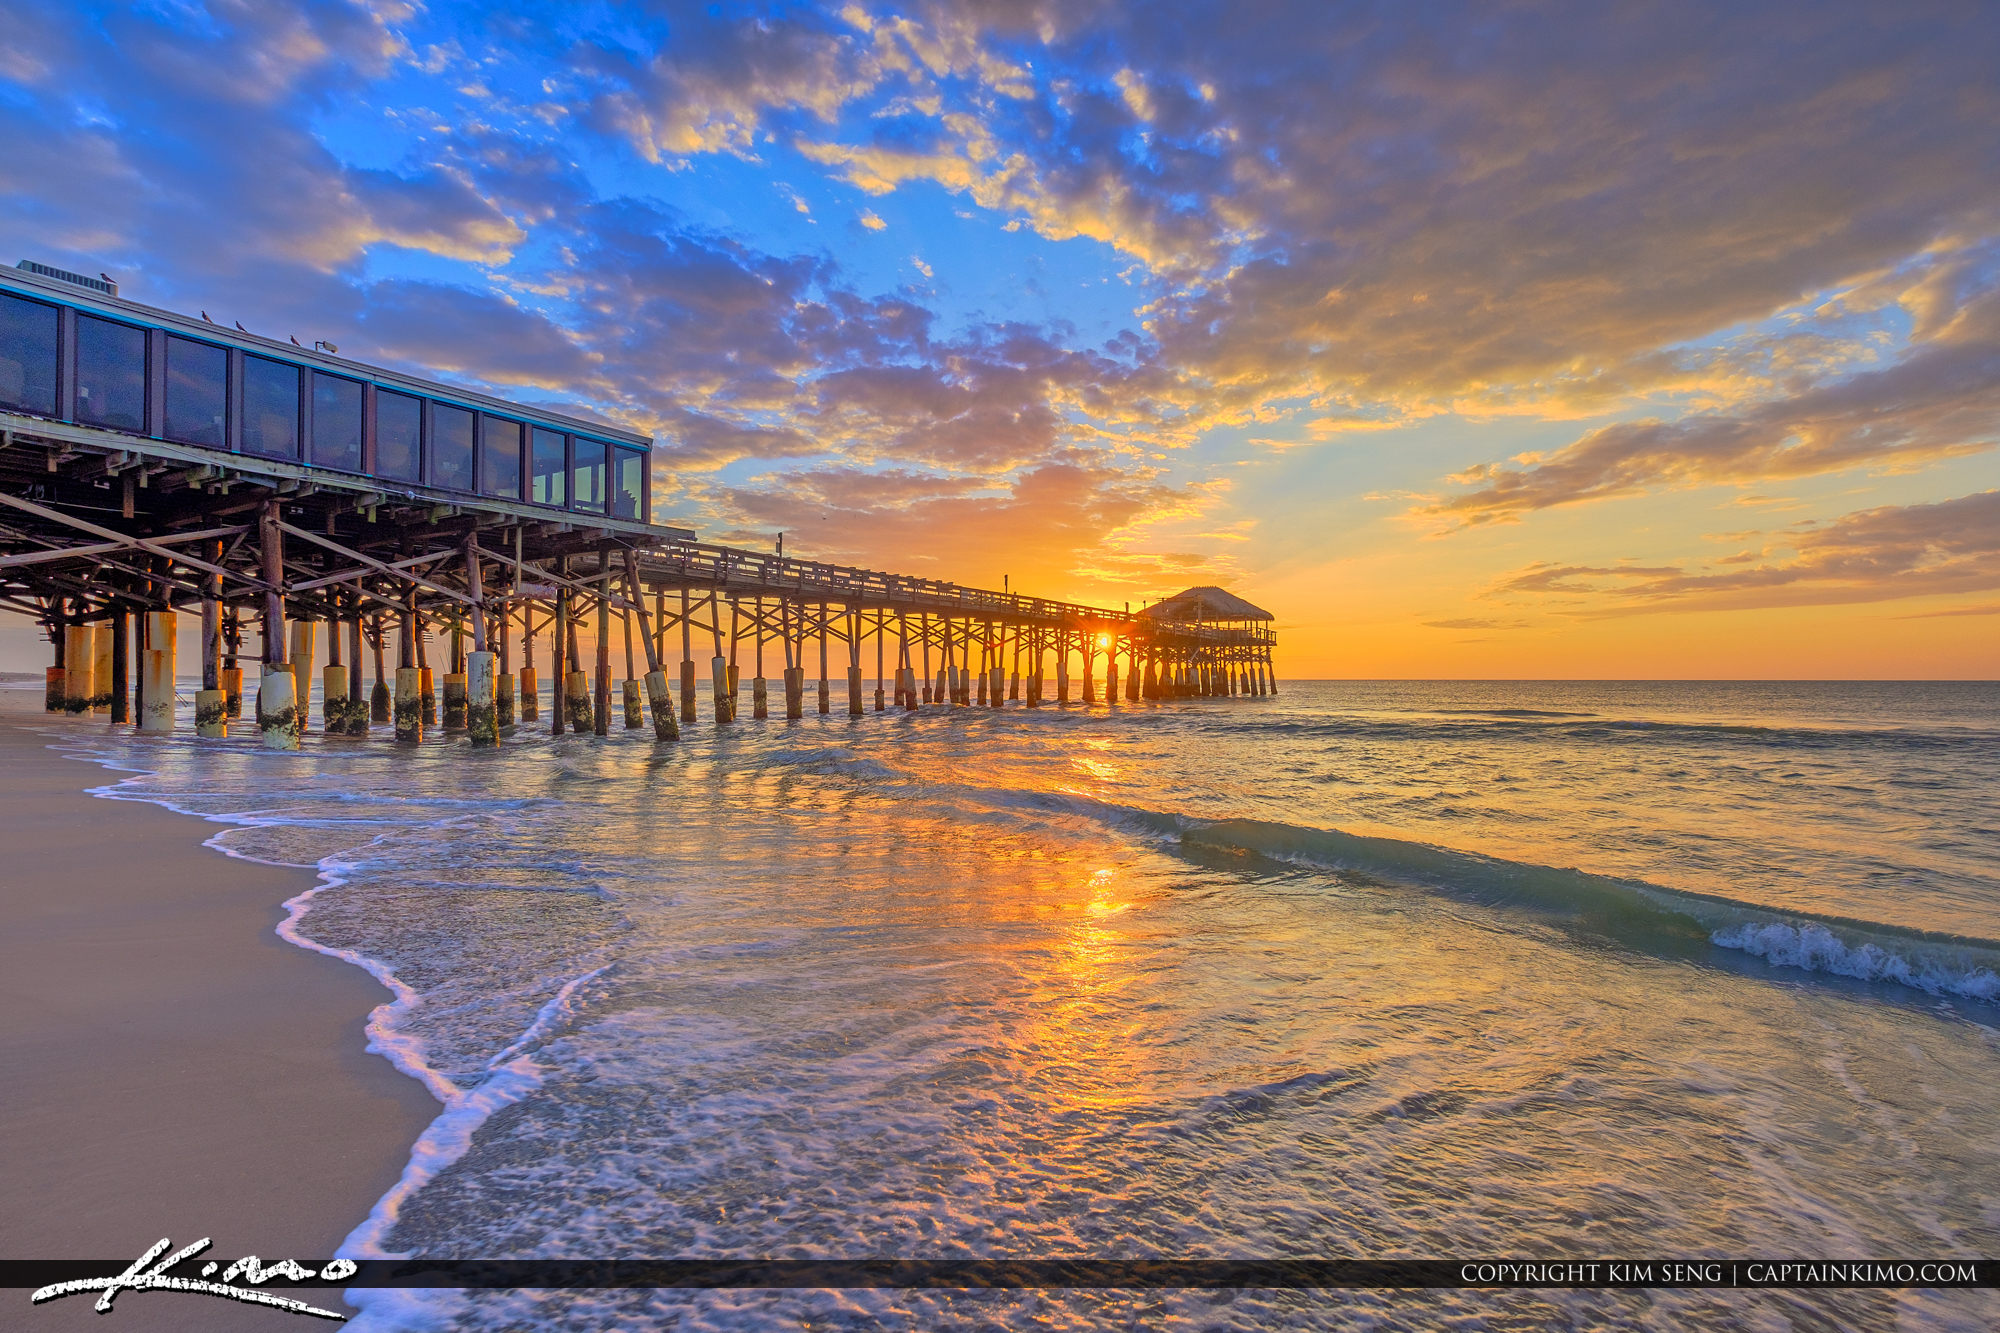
top-left (0, 698), bottom-right (437, 1331)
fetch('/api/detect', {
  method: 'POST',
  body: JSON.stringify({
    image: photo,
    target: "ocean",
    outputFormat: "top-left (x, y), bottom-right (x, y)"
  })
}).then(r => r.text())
top-left (42, 680), bottom-right (2000, 1330)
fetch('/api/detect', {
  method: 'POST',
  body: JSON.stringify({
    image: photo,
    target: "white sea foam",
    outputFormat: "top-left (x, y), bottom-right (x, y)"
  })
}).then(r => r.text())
top-left (1711, 920), bottom-right (2000, 1001)
top-left (32, 734), bottom-right (598, 1331)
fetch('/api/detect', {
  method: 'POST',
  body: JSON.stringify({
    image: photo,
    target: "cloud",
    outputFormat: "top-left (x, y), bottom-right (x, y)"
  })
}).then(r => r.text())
top-left (356, 280), bottom-right (600, 392)
top-left (583, 5), bottom-right (874, 159)
top-left (552, 0), bottom-right (2000, 575)
top-left (710, 454), bottom-right (1213, 595)
top-left (1423, 617), bottom-right (1531, 631)
top-left (1486, 491), bottom-right (2000, 615)
top-left (1423, 285), bottom-right (2000, 525)
top-left (6, 0), bottom-right (1996, 630)
top-left (666, 0), bottom-right (2000, 418)
top-left (1898, 602), bottom-right (2000, 619)
top-left (0, 0), bottom-right (521, 300)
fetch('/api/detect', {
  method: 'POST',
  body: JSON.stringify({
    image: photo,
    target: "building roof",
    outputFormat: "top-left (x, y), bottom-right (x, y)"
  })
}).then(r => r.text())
top-left (1139, 586), bottom-right (1273, 622)
top-left (0, 265), bottom-right (651, 448)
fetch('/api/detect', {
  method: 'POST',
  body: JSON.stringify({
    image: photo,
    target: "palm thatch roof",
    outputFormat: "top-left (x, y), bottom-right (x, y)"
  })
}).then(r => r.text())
top-left (1138, 585), bottom-right (1273, 622)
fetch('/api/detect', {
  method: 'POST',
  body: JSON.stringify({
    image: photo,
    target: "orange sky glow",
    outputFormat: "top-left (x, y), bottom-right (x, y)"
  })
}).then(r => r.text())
top-left (0, 1), bottom-right (1994, 678)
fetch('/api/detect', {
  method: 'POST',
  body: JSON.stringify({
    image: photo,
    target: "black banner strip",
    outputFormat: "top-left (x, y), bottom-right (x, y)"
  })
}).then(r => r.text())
top-left (7, 1259), bottom-right (1996, 1290)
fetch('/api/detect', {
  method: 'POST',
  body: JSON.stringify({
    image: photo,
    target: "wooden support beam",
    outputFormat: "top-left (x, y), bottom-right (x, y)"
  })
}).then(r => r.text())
top-left (278, 521), bottom-right (475, 606)
top-left (0, 491), bottom-right (252, 586)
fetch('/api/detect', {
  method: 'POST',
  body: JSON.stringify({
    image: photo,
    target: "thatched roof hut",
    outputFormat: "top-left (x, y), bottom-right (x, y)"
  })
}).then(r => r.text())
top-left (1138, 586), bottom-right (1274, 623)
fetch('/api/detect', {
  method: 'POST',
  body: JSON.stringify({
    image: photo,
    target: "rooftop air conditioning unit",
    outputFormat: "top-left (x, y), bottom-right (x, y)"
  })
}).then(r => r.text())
top-left (16, 259), bottom-right (117, 297)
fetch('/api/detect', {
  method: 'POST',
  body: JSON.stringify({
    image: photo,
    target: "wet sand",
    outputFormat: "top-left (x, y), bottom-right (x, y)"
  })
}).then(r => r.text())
top-left (0, 699), bottom-right (436, 1330)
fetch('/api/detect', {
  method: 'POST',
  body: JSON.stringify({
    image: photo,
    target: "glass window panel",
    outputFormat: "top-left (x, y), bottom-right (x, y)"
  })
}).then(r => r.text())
top-left (612, 447), bottom-right (646, 520)
top-left (571, 437), bottom-right (607, 513)
top-left (375, 389), bottom-right (422, 482)
top-left (164, 335), bottom-right (227, 445)
top-left (310, 373), bottom-right (363, 472)
top-left (430, 402), bottom-right (475, 491)
top-left (241, 355), bottom-right (300, 459)
top-left (530, 428), bottom-right (566, 506)
top-left (0, 292), bottom-right (59, 416)
top-left (77, 316), bottom-right (150, 433)
top-left (480, 414), bottom-right (523, 499)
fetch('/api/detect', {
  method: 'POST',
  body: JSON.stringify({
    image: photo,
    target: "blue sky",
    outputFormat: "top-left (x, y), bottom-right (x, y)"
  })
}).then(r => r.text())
top-left (0, 0), bottom-right (1994, 674)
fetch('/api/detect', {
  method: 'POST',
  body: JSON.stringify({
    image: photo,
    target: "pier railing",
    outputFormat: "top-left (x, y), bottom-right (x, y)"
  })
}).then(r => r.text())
top-left (635, 541), bottom-right (1276, 647)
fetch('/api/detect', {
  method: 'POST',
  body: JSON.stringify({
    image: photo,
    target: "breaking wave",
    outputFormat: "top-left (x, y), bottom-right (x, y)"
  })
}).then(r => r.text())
top-left (1000, 792), bottom-right (2000, 1005)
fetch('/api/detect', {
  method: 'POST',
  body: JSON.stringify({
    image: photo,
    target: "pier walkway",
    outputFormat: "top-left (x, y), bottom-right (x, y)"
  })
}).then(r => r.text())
top-left (0, 261), bottom-right (1275, 747)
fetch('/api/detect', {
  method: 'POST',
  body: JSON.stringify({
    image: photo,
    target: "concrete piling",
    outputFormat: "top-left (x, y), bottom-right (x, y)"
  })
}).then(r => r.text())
top-left (323, 664), bottom-right (351, 736)
top-left (289, 619), bottom-right (315, 734)
top-left (224, 666), bottom-right (244, 719)
top-left (623, 678), bottom-right (643, 729)
top-left (394, 666), bottom-right (422, 742)
top-left (140, 611), bottom-right (176, 733)
top-left (644, 670), bottom-right (679, 741)
top-left (420, 665), bottom-right (436, 727)
top-left (711, 656), bottom-right (730, 724)
top-left (443, 672), bottom-right (468, 731)
top-left (195, 687), bottom-right (227, 737)
top-left (566, 668), bottom-right (593, 733)
top-left (63, 625), bottom-right (91, 713)
top-left (91, 625), bottom-right (113, 712)
top-left (256, 663), bottom-right (298, 749)
top-left (848, 665), bottom-right (863, 716)
top-left (784, 665), bottom-right (804, 719)
top-left (467, 651), bottom-right (498, 746)
top-left (753, 675), bottom-right (769, 719)
top-left (496, 673), bottom-right (515, 729)
top-left (518, 665), bottom-right (538, 723)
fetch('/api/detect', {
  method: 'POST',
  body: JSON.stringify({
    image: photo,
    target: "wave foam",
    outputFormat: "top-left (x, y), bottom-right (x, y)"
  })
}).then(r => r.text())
top-left (1713, 921), bottom-right (2000, 1001)
top-left (987, 790), bottom-right (2000, 1008)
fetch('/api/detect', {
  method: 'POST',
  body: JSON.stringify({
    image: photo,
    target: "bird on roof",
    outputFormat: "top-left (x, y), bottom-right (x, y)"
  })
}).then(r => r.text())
top-left (234, 321), bottom-right (246, 332)
top-left (201, 310), bottom-right (214, 323)
top-left (99, 273), bottom-right (112, 284)
top-left (290, 335), bottom-right (302, 346)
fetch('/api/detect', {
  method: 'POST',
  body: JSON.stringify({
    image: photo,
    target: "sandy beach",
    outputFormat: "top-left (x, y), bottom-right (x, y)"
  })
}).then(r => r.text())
top-left (0, 695), bottom-right (436, 1330)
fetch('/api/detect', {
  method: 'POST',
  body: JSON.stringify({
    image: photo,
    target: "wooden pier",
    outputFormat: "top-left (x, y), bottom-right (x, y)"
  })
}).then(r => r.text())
top-left (0, 261), bottom-right (1275, 744)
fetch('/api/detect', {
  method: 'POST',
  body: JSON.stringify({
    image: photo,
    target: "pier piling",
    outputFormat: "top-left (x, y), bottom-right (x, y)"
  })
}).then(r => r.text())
top-left (394, 666), bottom-right (421, 742)
top-left (111, 610), bottom-right (130, 724)
top-left (257, 662), bottom-right (296, 749)
top-left (468, 651), bottom-right (498, 746)
top-left (140, 611), bottom-right (175, 733)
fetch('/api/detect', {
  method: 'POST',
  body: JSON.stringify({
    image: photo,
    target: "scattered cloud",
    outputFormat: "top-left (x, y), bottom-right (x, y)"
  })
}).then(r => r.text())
top-left (1486, 492), bottom-right (2000, 616)
top-left (1, 0), bottom-right (1994, 648)
top-left (1422, 285), bottom-right (2000, 527)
